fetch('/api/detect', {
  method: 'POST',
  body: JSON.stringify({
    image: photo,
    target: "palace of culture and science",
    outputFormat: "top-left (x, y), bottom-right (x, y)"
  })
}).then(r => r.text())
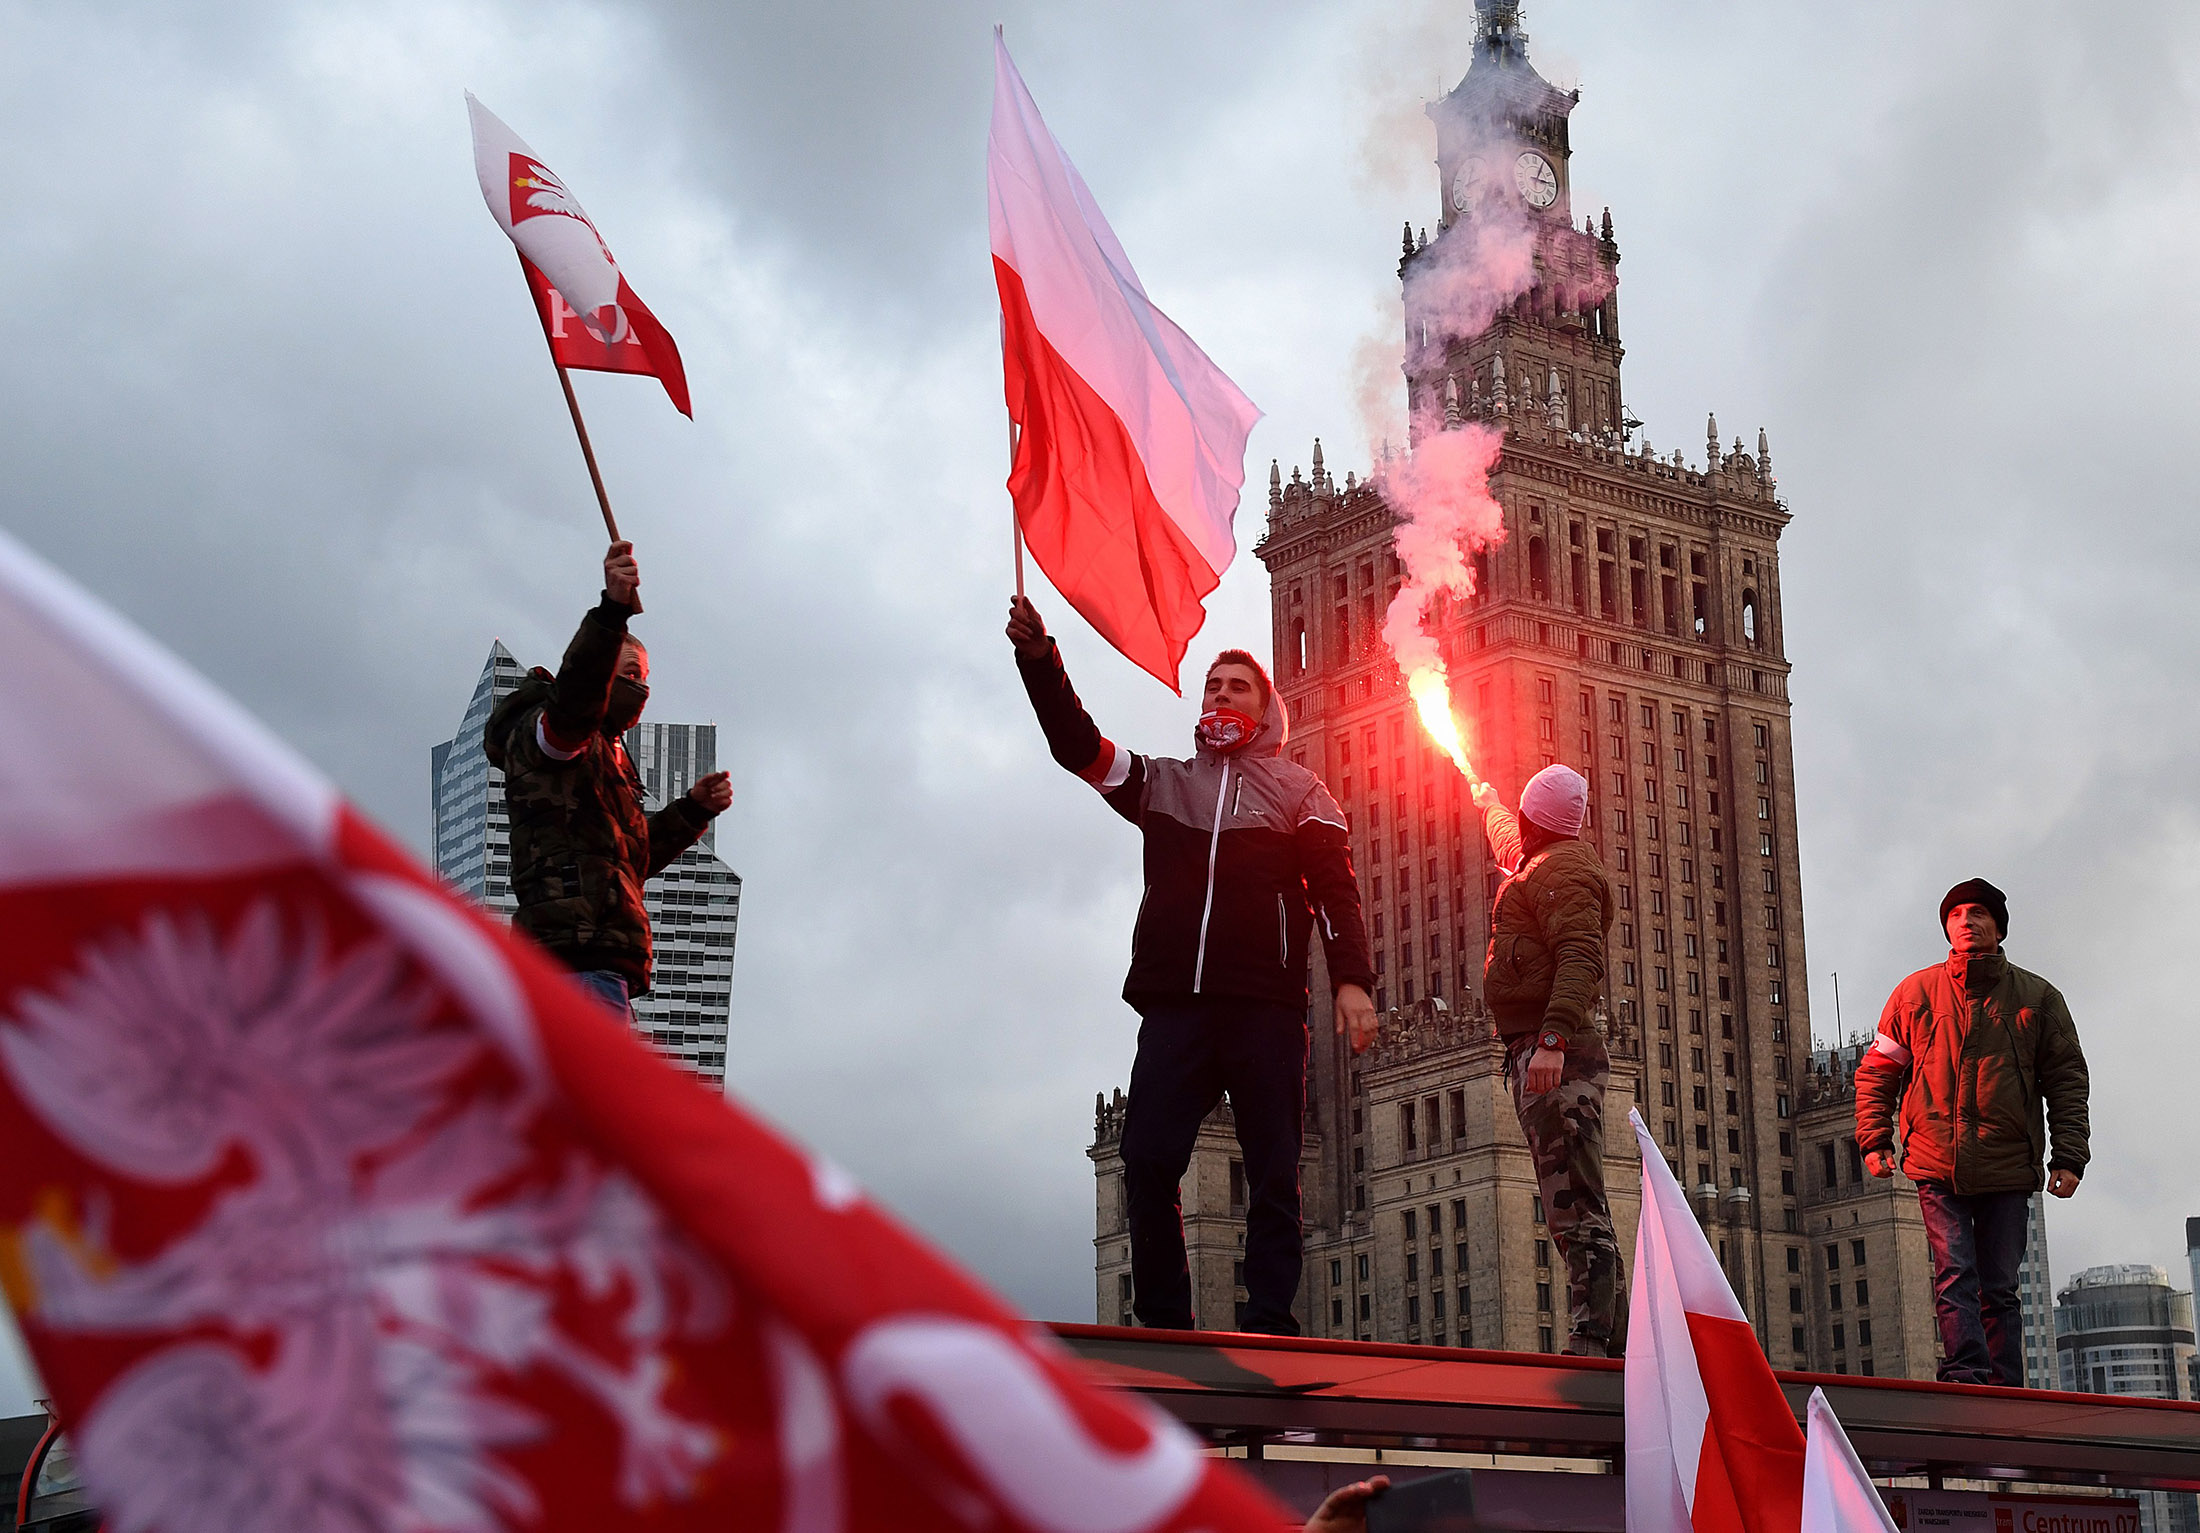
top-left (1091, 3), bottom-right (1950, 1380)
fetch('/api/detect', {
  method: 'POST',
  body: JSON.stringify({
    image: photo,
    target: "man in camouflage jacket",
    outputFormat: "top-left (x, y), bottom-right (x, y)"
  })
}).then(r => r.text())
top-left (1854, 878), bottom-right (2089, 1386)
top-left (1473, 763), bottom-right (1621, 1356)
top-left (484, 540), bottom-right (732, 1016)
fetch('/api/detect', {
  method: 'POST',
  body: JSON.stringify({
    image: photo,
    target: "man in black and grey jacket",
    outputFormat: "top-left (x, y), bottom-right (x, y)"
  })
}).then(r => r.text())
top-left (1009, 595), bottom-right (1376, 1334)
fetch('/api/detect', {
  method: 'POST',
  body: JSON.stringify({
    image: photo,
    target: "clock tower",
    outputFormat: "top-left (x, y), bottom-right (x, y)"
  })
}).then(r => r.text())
top-left (1408, 0), bottom-right (1624, 451)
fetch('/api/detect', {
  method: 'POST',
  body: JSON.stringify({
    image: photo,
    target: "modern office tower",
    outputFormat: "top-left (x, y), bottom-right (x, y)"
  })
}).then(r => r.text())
top-left (2017, 1192), bottom-right (2056, 1390)
top-left (2056, 1264), bottom-right (2199, 1533)
top-left (433, 643), bottom-right (741, 1086)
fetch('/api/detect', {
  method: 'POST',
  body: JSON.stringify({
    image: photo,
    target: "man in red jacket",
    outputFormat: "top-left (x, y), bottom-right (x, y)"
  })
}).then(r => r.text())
top-left (1009, 596), bottom-right (1376, 1334)
top-left (1854, 878), bottom-right (2089, 1386)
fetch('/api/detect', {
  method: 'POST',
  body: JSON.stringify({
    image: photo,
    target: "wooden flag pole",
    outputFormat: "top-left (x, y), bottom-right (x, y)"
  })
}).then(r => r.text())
top-left (555, 363), bottom-right (620, 545)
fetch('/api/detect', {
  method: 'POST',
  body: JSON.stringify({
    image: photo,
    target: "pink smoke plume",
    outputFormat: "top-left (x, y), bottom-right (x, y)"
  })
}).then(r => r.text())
top-left (1369, 142), bottom-right (1615, 784)
top-left (1377, 418), bottom-right (1507, 780)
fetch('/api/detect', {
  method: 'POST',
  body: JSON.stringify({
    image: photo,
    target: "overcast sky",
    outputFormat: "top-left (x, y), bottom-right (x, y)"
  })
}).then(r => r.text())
top-left (5, 1), bottom-right (2199, 1415)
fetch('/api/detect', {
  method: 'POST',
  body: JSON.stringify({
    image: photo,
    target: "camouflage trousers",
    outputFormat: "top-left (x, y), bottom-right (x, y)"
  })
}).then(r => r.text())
top-left (1506, 1032), bottom-right (1626, 1351)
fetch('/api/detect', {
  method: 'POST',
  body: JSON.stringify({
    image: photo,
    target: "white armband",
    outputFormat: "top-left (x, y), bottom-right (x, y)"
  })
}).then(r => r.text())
top-left (536, 714), bottom-right (584, 762)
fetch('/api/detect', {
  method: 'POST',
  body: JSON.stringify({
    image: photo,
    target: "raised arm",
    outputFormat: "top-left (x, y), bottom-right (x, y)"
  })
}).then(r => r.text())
top-left (1008, 596), bottom-right (1142, 823)
top-left (1475, 781), bottom-right (1526, 875)
top-left (542, 542), bottom-right (641, 753)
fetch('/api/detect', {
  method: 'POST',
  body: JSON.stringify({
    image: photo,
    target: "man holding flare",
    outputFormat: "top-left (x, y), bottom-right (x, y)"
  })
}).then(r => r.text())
top-left (1472, 763), bottom-right (1624, 1356)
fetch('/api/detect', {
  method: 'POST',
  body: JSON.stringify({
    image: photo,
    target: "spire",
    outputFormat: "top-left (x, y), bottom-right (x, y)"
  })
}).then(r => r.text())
top-left (1473, 0), bottom-right (1529, 62)
top-left (1706, 412), bottom-right (1719, 466)
top-left (1757, 427), bottom-right (1773, 483)
top-left (1600, 206), bottom-right (1615, 243)
top-left (1311, 438), bottom-right (1325, 488)
top-left (1444, 373), bottom-right (1462, 427)
top-left (1402, 221), bottom-right (1414, 259)
top-left (1268, 458), bottom-right (1282, 509)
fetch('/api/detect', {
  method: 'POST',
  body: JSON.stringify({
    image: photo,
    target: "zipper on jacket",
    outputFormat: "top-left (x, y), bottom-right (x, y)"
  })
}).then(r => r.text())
top-left (1278, 894), bottom-right (1289, 966)
top-left (1191, 762), bottom-right (1231, 993)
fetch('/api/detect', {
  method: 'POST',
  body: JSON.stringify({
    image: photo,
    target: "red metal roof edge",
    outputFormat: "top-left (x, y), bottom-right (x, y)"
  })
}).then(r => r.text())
top-left (1048, 1322), bottom-right (2200, 1417)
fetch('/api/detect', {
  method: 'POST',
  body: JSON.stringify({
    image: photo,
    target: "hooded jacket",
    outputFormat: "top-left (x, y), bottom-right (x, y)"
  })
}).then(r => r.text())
top-left (484, 596), bottom-right (712, 989)
top-left (1479, 805), bottom-right (1615, 1045)
top-left (1853, 951), bottom-right (2090, 1195)
top-left (1017, 641), bottom-right (1374, 1008)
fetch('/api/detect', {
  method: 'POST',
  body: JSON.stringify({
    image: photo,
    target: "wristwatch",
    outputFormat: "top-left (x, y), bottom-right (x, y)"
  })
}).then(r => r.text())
top-left (1538, 1030), bottom-right (1567, 1053)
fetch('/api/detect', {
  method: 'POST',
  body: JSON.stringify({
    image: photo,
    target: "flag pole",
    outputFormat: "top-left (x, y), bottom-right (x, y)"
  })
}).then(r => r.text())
top-left (553, 363), bottom-right (620, 545)
top-left (1008, 415), bottom-right (1025, 599)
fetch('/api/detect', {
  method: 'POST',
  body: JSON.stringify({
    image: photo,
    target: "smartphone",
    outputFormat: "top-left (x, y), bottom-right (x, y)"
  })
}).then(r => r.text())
top-left (1365, 1468), bottom-right (1479, 1533)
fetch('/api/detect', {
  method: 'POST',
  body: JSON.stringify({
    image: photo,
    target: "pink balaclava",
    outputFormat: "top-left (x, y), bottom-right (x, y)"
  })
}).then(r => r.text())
top-left (1519, 764), bottom-right (1589, 836)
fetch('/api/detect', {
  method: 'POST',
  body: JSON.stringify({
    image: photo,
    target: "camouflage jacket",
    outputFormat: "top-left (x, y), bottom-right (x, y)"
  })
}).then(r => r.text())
top-left (1479, 806), bottom-right (1615, 1046)
top-left (483, 597), bottom-right (711, 988)
top-left (1853, 951), bottom-right (2090, 1194)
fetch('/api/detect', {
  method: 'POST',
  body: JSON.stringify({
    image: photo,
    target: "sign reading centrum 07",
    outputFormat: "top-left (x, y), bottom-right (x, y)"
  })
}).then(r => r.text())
top-left (1882, 1490), bottom-right (2144, 1533)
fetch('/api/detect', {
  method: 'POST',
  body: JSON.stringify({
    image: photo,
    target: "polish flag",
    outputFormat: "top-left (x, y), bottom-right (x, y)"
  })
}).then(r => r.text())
top-left (0, 528), bottom-right (1287, 1531)
top-left (468, 93), bottom-right (692, 417)
top-left (1802, 1388), bottom-right (1899, 1533)
top-left (988, 33), bottom-right (1262, 692)
top-left (1624, 1108), bottom-right (1806, 1533)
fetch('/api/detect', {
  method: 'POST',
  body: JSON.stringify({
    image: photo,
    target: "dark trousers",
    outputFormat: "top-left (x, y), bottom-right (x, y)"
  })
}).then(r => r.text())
top-left (1119, 996), bottom-right (1307, 1334)
top-left (1915, 1181), bottom-right (2030, 1385)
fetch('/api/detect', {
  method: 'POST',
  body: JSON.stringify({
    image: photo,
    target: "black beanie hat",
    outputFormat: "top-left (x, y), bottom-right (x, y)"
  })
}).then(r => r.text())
top-left (1939, 878), bottom-right (2008, 939)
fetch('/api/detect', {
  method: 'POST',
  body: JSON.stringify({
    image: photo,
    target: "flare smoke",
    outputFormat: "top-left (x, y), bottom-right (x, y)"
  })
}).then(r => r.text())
top-left (1368, 129), bottom-right (1613, 784)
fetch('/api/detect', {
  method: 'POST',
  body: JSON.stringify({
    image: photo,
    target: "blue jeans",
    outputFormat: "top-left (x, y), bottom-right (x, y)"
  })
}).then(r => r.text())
top-left (575, 969), bottom-right (634, 1023)
top-left (1119, 996), bottom-right (1307, 1335)
top-left (1915, 1181), bottom-right (2029, 1385)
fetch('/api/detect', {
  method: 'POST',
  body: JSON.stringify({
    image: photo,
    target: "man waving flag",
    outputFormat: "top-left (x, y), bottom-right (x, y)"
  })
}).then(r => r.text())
top-left (0, 525), bottom-right (1289, 1531)
top-left (988, 32), bottom-right (1262, 692)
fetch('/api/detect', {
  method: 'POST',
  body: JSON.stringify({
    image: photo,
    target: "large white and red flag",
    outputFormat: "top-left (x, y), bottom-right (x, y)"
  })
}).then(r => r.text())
top-left (468, 93), bottom-right (692, 417)
top-left (988, 33), bottom-right (1262, 692)
top-left (1624, 1108), bottom-right (1806, 1533)
top-left (1801, 1387), bottom-right (1899, 1533)
top-left (0, 529), bottom-right (1286, 1530)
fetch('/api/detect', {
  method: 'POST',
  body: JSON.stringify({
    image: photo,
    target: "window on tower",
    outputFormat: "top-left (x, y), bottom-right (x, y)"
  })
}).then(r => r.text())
top-left (1742, 590), bottom-right (1760, 645)
top-left (1528, 537), bottom-right (1550, 602)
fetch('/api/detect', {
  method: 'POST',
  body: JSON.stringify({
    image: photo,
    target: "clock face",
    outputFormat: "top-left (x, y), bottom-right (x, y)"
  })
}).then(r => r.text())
top-left (1450, 156), bottom-right (1486, 213)
top-left (1514, 150), bottom-right (1559, 208)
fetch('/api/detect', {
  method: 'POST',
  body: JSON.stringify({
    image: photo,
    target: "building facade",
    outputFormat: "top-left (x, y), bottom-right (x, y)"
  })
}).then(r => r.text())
top-left (2056, 1264), bottom-right (2199, 1533)
top-left (1089, 3), bottom-right (1942, 1368)
top-left (1791, 1042), bottom-right (1938, 1379)
top-left (432, 641), bottom-right (742, 1086)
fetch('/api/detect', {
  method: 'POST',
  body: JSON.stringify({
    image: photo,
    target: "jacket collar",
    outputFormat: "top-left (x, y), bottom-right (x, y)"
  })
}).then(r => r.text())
top-left (1946, 948), bottom-right (2008, 998)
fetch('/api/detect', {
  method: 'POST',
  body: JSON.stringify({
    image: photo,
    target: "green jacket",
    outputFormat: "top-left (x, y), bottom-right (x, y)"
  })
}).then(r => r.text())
top-left (484, 597), bottom-right (710, 989)
top-left (1479, 806), bottom-right (1615, 1045)
top-left (1853, 951), bottom-right (2090, 1195)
